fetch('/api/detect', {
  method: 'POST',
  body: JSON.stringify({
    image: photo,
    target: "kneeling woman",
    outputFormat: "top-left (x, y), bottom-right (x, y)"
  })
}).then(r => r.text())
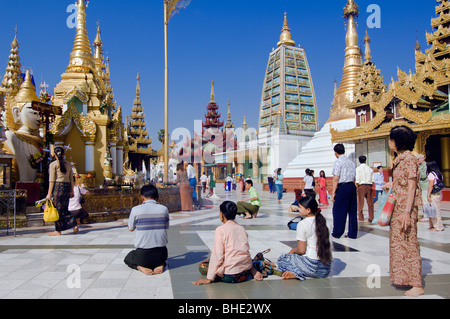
top-left (193, 201), bottom-right (263, 285)
top-left (277, 196), bottom-right (332, 280)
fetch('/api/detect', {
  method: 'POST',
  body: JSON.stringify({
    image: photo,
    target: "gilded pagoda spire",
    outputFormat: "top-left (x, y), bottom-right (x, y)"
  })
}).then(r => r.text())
top-left (127, 73), bottom-right (153, 155)
top-left (210, 80), bottom-right (215, 102)
top-left (134, 73), bottom-right (142, 107)
top-left (327, 0), bottom-right (363, 123)
top-left (278, 12), bottom-right (296, 47)
top-left (2, 29), bottom-right (22, 96)
top-left (93, 22), bottom-right (105, 77)
top-left (224, 100), bottom-right (235, 129)
top-left (364, 29), bottom-right (372, 62)
top-left (66, 0), bottom-right (96, 74)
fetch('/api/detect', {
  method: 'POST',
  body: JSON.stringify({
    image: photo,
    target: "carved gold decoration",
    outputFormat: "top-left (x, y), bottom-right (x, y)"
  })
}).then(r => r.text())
top-left (63, 87), bottom-right (88, 104)
top-left (51, 102), bottom-right (96, 136)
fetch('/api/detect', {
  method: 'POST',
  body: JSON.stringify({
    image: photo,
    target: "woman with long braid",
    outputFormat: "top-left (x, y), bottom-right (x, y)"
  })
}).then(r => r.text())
top-left (277, 196), bottom-right (332, 280)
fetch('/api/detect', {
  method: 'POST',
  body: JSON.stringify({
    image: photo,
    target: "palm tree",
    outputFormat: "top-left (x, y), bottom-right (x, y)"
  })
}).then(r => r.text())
top-left (158, 129), bottom-right (165, 145)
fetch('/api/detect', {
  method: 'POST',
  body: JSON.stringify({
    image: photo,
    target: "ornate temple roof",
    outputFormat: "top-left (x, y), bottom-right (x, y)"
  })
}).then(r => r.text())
top-left (127, 73), bottom-right (154, 155)
top-left (203, 81), bottom-right (224, 130)
top-left (332, 0), bottom-right (450, 145)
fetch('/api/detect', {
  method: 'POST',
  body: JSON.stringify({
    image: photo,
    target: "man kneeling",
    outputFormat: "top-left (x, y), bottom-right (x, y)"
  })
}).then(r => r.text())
top-left (124, 184), bottom-right (169, 276)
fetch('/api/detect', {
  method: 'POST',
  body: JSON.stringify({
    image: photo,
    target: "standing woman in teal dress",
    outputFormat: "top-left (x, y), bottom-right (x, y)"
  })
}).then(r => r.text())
top-left (46, 147), bottom-right (78, 236)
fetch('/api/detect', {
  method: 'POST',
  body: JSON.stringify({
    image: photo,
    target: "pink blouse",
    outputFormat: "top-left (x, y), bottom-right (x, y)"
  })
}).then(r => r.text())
top-left (207, 220), bottom-right (253, 281)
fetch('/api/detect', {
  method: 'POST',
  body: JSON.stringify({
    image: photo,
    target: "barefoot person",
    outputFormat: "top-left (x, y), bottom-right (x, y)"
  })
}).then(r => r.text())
top-left (277, 196), bottom-right (332, 281)
top-left (193, 201), bottom-right (263, 285)
top-left (46, 147), bottom-right (78, 236)
top-left (124, 184), bottom-right (169, 276)
top-left (383, 126), bottom-right (424, 297)
top-left (236, 180), bottom-right (261, 219)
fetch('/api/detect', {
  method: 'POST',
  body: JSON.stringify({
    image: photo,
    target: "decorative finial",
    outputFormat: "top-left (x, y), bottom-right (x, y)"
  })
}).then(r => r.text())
top-left (277, 12), bottom-right (296, 47)
top-left (364, 29), bottom-right (372, 62)
top-left (210, 81), bottom-right (215, 102)
top-left (415, 30), bottom-right (421, 51)
top-left (344, 0), bottom-right (359, 18)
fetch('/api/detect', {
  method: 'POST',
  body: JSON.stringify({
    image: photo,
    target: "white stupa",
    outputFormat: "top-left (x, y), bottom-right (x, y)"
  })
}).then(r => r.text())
top-left (284, 0), bottom-right (362, 180)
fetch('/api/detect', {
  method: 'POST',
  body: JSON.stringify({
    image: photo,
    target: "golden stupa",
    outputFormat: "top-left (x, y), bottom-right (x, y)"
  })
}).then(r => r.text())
top-left (51, 0), bottom-right (126, 186)
top-left (327, 0), bottom-right (363, 123)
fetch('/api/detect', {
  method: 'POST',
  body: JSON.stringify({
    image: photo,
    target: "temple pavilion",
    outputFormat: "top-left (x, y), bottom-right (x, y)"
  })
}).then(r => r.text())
top-left (177, 82), bottom-right (237, 180)
top-left (332, 0), bottom-right (450, 192)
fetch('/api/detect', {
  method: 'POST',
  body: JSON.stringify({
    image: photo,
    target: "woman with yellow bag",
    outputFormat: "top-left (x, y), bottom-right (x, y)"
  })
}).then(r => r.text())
top-left (46, 147), bottom-right (78, 236)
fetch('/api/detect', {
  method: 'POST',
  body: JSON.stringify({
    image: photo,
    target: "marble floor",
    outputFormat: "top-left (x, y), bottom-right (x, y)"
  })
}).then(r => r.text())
top-left (0, 183), bottom-right (449, 300)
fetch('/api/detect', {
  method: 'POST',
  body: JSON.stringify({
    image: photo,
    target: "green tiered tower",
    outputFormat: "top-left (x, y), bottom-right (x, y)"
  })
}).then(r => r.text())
top-left (259, 13), bottom-right (319, 135)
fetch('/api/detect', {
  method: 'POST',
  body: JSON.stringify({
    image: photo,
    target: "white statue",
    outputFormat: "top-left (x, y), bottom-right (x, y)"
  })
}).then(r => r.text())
top-left (4, 70), bottom-right (43, 182)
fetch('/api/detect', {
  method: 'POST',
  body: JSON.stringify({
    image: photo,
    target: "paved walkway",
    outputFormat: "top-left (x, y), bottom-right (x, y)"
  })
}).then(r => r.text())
top-left (0, 183), bottom-right (449, 299)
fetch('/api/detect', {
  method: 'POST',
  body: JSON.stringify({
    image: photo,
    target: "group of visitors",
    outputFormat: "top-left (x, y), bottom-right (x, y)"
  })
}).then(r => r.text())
top-left (46, 146), bottom-right (89, 237)
top-left (124, 184), bottom-right (332, 283)
top-left (44, 125), bottom-right (443, 298)
top-left (329, 126), bottom-right (431, 297)
top-left (176, 162), bottom-right (217, 211)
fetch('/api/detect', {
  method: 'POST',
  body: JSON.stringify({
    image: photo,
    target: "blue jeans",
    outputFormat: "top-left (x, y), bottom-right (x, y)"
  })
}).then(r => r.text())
top-left (268, 182), bottom-right (274, 193)
top-left (374, 190), bottom-right (383, 203)
top-left (276, 184), bottom-right (283, 200)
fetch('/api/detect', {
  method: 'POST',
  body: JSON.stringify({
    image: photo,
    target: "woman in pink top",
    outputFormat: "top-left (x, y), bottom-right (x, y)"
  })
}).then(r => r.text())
top-left (193, 201), bottom-right (263, 285)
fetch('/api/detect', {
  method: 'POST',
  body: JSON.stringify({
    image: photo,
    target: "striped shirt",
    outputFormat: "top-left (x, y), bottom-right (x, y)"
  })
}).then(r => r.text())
top-left (128, 200), bottom-right (169, 249)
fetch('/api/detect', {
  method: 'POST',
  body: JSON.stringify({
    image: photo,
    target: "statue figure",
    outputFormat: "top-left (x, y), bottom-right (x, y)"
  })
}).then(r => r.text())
top-left (4, 70), bottom-right (44, 182)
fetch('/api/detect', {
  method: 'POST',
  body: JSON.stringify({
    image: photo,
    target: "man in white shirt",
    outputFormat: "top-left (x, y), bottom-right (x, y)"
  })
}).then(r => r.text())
top-left (355, 156), bottom-right (374, 222)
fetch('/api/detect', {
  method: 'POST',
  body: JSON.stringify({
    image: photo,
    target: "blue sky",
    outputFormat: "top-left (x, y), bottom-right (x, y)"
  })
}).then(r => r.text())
top-left (0, 0), bottom-right (435, 149)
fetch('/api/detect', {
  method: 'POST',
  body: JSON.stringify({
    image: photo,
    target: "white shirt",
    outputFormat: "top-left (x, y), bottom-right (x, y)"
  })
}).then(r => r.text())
top-left (373, 172), bottom-right (385, 191)
top-left (303, 175), bottom-right (314, 190)
top-left (355, 163), bottom-right (374, 185)
top-left (200, 175), bottom-right (208, 183)
top-left (69, 186), bottom-right (87, 211)
top-left (186, 164), bottom-right (196, 179)
top-left (296, 217), bottom-right (319, 260)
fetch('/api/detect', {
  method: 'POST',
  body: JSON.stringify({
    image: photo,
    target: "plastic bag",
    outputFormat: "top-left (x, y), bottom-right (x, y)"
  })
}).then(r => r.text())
top-left (372, 190), bottom-right (390, 225)
top-left (378, 190), bottom-right (396, 227)
top-left (423, 202), bottom-right (437, 218)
